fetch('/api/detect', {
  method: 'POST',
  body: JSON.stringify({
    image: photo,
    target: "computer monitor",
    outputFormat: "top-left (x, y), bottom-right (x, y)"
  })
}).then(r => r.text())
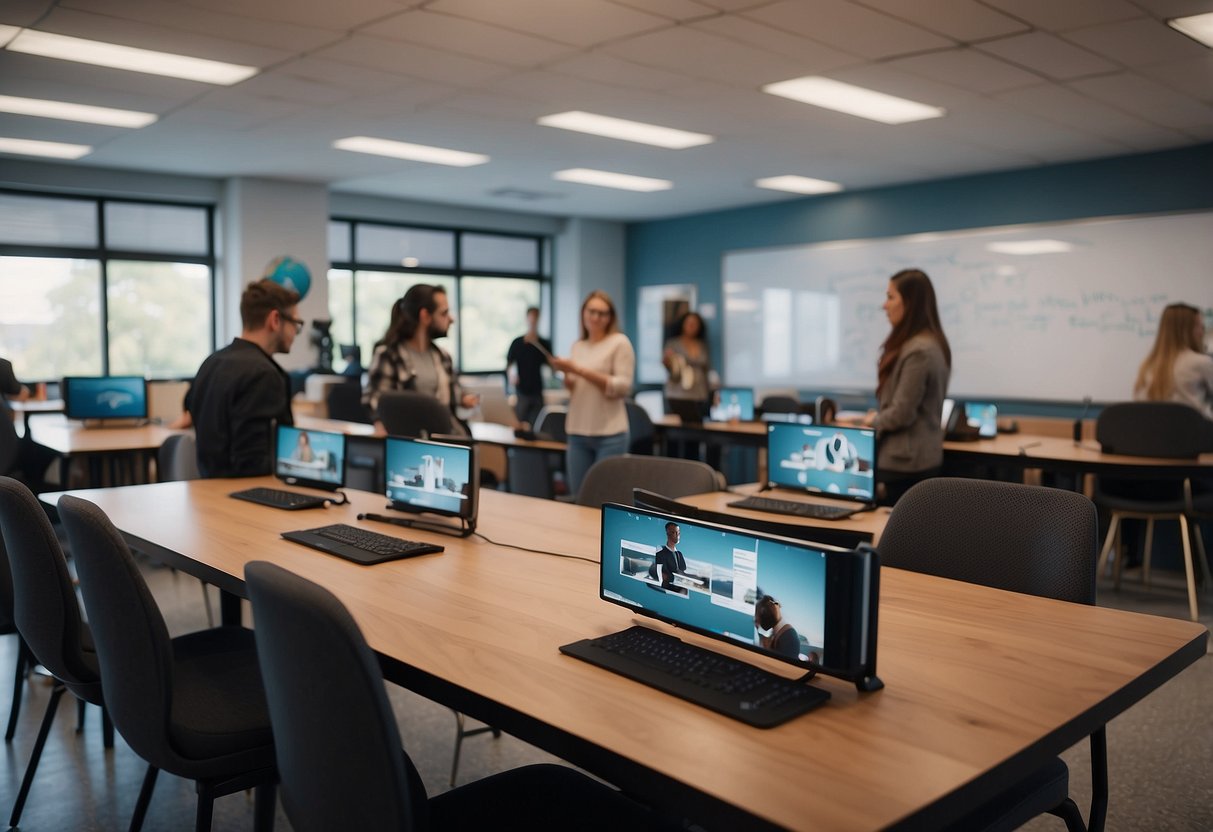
top-left (275, 425), bottom-right (346, 491)
top-left (599, 503), bottom-right (877, 680)
top-left (62, 376), bottom-right (148, 421)
top-left (384, 435), bottom-right (478, 525)
top-left (665, 397), bottom-right (706, 425)
top-left (765, 422), bottom-right (877, 505)
top-left (964, 402), bottom-right (998, 438)
top-left (709, 387), bottom-right (755, 422)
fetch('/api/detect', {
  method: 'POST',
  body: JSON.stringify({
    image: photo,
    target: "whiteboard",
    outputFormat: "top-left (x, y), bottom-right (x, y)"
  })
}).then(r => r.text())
top-left (721, 211), bottom-right (1213, 402)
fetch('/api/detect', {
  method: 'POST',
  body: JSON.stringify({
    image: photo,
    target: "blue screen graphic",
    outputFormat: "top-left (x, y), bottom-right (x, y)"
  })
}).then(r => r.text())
top-left (766, 422), bottom-right (876, 501)
top-left (65, 377), bottom-right (147, 419)
top-left (385, 437), bottom-right (472, 517)
top-left (709, 387), bottom-right (755, 421)
top-left (275, 426), bottom-right (345, 487)
top-left (964, 402), bottom-right (998, 438)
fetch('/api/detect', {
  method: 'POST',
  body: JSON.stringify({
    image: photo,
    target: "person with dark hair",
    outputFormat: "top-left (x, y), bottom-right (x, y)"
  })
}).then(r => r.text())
top-left (506, 306), bottom-right (552, 428)
top-left (754, 594), bottom-right (800, 659)
top-left (549, 291), bottom-right (635, 496)
top-left (649, 521), bottom-right (687, 589)
top-left (662, 311), bottom-right (712, 407)
top-left (1134, 302), bottom-right (1213, 419)
top-left (363, 283), bottom-right (478, 436)
top-left (0, 358), bottom-right (30, 406)
top-left (186, 279), bottom-right (300, 478)
top-left (862, 268), bottom-right (951, 505)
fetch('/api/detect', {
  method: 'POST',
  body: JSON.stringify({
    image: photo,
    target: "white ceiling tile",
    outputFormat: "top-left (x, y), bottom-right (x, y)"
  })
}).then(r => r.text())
top-left (994, 83), bottom-right (1191, 150)
top-left (742, 0), bottom-right (955, 60)
top-left (1069, 72), bottom-right (1213, 131)
top-left (0, 113), bottom-right (121, 144)
top-left (423, 0), bottom-right (670, 47)
top-left (1137, 55), bottom-right (1213, 103)
top-left (271, 57), bottom-right (430, 96)
top-left (688, 16), bottom-right (859, 70)
top-left (0, 0), bottom-right (55, 28)
top-left (600, 25), bottom-right (817, 87)
top-left (545, 53), bottom-right (698, 92)
top-left (360, 10), bottom-right (577, 68)
top-left (911, 101), bottom-right (1129, 158)
top-left (694, 0), bottom-right (775, 9)
top-left (232, 72), bottom-right (355, 106)
top-left (312, 84), bottom-right (462, 119)
top-left (165, 0), bottom-right (420, 31)
top-left (979, 0), bottom-right (1144, 31)
top-left (883, 48), bottom-right (1043, 94)
top-left (857, 0), bottom-right (1030, 42)
top-left (312, 35), bottom-right (517, 87)
top-left (1063, 18), bottom-right (1212, 67)
top-left (976, 32), bottom-right (1119, 80)
top-left (609, 0), bottom-right (721, 22)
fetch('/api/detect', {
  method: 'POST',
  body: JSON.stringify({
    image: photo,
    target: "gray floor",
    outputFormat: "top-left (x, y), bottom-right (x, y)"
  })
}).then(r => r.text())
top-left (0, 550), bottom-right (1208, 831)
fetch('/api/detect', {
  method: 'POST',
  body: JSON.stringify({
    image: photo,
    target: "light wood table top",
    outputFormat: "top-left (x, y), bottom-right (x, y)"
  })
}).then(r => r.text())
top-left (655, 414), bottom-right (768, 440)
top-left (681, 484), bottom-right (891, 544)
top-left (944, 433), bottom-right (1213, 475)
top-left (27, 413), bottom-right (179, 455)
top-left (293, 413), bottom-right (379, 437)
top-left (43, 480), bottom-right (1207, 831)
top-left (468, 420), bottom-right (567, 452)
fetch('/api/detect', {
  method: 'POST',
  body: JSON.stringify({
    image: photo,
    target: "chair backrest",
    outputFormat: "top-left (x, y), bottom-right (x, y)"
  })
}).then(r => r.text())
top-left (878, 477), bottom-right (1096, 605)
top-left (57, 495), bottom-right (180, 770)
top-left (245, 561), bottom-right (423, 832)
top-left (758, 395), bottom-right (800, 415)
top-left (533, 406), bottom-right (567, 442)
top-left (157, 433), bottom-right (200, 482)
top-left (378, 390), bottom-right (452, 439)
top-left (625, 400), bottom-right (655, 455)
top-left (0, 478), bottom-right (101, 697)
top-left (326, 381), bottom-right (372, 424)
top-left (1096, 401), bottom-right (1205, 459)
top-left (0, 412), bottom-right (19, 476)
top-left (577, 455), bottom-right (721, 508)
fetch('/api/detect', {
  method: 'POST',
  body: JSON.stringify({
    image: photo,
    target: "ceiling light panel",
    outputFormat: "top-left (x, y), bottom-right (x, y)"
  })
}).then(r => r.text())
top-left (0, 136), bottom-right (91, 159)
top-left (1168, 13), bottom-right (1213, 48)
top-left (755, 175), bottom-right (843, 195)
top-left (333, 136), bottom-right (489, 167)
top-left (537, 111), bottom-right (713, 149)
top-left (553, 168), bottom-right (672, 192)
top-left (5, 29), bottom-right (258, 85)
top-left (763, 76), bottom-right (945, 124)
top-left (0, 95), bottom-right (157, 128)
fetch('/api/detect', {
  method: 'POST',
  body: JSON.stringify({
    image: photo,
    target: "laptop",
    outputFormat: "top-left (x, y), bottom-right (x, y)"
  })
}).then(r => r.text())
top-left (665, 396), bottom-right (707, 425)
top-left (230, 424), bottom-right (347, 510)
top-left (964, 402), bottom-right (999, 438)
top-left (384, 435), bottom-right (479, 535)
top-left (62, 376), bottom-right (148, 424)
top-left (709, 387), bottom-right (755, 422)
top-left (729, 422), bottom-right (877, 520)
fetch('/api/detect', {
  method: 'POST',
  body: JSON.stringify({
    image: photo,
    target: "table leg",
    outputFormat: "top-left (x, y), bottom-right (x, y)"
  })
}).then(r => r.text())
top-left (219, 590), bottom-right (243, 627)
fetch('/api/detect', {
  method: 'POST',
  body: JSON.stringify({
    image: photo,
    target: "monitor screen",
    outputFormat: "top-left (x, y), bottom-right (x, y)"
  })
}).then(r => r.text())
top-left (709, 387), bottom-right (755, 422)
top-left (63, 376), bottom-right (148, 420)
top-left (275, 425), bottom-right (346, 490)
top-left (385, 436), bottom-right (476, 520)
top-left (964, 402), bottom-right (998, 438)
top-left (766, 422), bottom-right (876, 503)
top-left (600, 504), bottom-right (872, 674)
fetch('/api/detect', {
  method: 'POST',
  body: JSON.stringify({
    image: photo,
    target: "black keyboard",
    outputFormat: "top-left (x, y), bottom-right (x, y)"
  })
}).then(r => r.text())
top-left (728, 495), bottom-right (859, 520)
top-left (560, 626), bottom-right (828, 728)
top-left (281, 523), bottom-right (444, 565)
top-left (230, 487), bottom-right (327, 511)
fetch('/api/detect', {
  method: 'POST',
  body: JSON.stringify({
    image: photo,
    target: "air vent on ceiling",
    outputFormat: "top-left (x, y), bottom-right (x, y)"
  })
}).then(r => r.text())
top-left (487, 187), bottom-right (565, 202)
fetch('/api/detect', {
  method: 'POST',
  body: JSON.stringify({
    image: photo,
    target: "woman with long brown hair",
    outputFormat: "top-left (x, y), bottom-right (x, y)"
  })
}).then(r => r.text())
top-left (863, 268), bottom-right (951, 505)
top-left (1134, 303), bottom-right (1213, 419)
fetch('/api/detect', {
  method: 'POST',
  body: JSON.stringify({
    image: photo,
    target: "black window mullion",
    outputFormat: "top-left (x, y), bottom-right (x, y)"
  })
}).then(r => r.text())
top-left (96, 197), bottom-right (111, 376)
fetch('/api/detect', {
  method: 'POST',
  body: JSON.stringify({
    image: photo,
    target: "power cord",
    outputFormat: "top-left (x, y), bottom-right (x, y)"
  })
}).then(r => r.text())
top-left (470, 531), bottom-right (598, 565)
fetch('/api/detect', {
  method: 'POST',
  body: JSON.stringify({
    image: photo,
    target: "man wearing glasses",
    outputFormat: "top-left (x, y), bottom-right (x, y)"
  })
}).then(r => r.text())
top-left (186, 279), bottom-right (301, 477)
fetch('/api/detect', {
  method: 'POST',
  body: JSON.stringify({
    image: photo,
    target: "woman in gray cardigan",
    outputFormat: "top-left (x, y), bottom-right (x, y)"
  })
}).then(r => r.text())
top-left (864, 269), bottom-right (951, 505)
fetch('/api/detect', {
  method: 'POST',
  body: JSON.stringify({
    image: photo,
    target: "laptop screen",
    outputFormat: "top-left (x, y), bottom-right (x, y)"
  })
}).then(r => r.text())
top-left (766, 422), bottom-right (877, 503)
top-left (275, 425), bottom-right (346, 491)
top-left (964, 402), bottom-right (998, 438)
top-left (709, 387), bottom-right (755, 421)
top-left (384, 436), bottom-right (476, 520)
top-left (63, 376), bottom-right (148, 420)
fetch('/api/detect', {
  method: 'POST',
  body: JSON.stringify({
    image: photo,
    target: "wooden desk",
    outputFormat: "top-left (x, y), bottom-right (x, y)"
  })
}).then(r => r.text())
top-left (43, 480), bottom-right (1206, 832)
top-left (9, 398), bottom-right (65, 434)
top-left (29, 414), bottom-right (179, 485)
top-left (681, 485), bottom-right (891, 544)
top-left (293, 413), bottom-right (378, 437)
top-left (944, 433), bottom-right (1213, 479)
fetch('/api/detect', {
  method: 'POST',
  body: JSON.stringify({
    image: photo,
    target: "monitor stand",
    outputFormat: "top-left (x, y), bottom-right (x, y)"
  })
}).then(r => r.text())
top-left (359, 509), bottom-right (475, 538)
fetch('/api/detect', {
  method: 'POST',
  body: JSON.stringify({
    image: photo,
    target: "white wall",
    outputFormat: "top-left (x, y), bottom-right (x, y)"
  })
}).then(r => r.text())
top-left (552, 219), bottom-right (626, 354)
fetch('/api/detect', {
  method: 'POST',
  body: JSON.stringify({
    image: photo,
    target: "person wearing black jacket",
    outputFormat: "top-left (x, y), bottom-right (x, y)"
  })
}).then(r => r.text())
top-left (185, 280), bottom-right (300, 478)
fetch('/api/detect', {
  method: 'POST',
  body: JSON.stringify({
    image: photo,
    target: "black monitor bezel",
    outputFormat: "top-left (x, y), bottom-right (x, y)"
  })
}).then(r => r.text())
top-left (274, 424), bottom-right (347, 492)
top-left (383, 434), bottom-right (479, 522)
top-left (62, 375), bottom-right (149, 421)
top-left (765, 421), bottom-right (878, 506)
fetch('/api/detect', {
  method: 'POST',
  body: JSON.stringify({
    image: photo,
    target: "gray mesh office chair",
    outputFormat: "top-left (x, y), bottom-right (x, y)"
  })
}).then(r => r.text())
top-left (879, 477), bottom-right (1100, 832)
top-left (378, 390), bottom-right (453, 438)
top-left (576, 455), bottom-right (722, 508)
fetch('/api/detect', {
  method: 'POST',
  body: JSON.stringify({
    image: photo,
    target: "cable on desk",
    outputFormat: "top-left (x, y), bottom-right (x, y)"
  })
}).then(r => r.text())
top-left (324, 490), bottom-right (350, 506)
top-left (470, 531), bottom-right (598, 565)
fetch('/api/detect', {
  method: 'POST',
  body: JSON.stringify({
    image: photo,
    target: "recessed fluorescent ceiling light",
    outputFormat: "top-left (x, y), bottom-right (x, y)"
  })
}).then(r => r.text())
top-left (333, 136), bottom-right (489, 167)
top-left (0, 25), bottom-right (19, 47)
top-left (763, 76), bottom-right (944, 125)
top-left (1168, 12), bottom-right (1213, 47)
top-left (987, 240), bottom-right (1073, 255)
top-left (755, 175), bottom-right (843, 195)
top-left (537, 111), bottom-right (713, 149)
top-left (0, 95), bottom-right (157, 128)
top-left (553, 168), bottom-right (672, 192)
top-left (5, 29), bottom-right (257, 85)
top-left (0, 137), bottom-right (91, 159)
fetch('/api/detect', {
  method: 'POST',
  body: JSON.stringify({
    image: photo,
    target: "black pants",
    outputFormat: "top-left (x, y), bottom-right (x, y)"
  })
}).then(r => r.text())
top-left (877, 467), bottom-right (941, 507)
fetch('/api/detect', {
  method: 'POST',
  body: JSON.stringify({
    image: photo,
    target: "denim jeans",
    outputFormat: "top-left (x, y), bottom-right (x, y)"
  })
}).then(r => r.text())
top-left (566, 431), bottom-right (629, 498)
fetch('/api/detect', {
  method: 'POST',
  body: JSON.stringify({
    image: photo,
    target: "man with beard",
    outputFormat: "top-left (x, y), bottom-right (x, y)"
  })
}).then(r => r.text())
top-left (186, 279), bottom-right (300, 477)
top-left (364, 283), bottom-right (478, 436)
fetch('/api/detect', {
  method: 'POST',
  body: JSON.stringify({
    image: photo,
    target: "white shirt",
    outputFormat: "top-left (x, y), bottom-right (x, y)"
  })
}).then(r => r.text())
top-left (1171, 349), bottom-right (1213, 420)
top-left (565, 332), bottom-right (635, 436)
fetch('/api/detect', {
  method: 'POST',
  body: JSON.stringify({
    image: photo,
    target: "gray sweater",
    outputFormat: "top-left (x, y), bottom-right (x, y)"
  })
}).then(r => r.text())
top-left (874, 333), bottom-right (950, 474)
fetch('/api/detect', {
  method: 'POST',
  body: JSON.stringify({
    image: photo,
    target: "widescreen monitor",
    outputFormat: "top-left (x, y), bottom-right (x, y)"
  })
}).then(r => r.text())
top-left (384, 435), bottom-right (478, 521)
top-left (709, 387), bottom-right (755, 422)
top-left (62, 376), bottom-right (148, 420)
top-left (766, 422), bottom-right (876, 504)
top-left (274, 425), bottom-right (346, 491)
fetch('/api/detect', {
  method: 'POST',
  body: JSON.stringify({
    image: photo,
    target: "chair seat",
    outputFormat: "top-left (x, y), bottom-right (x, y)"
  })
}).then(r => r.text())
top-left (1095, 494), bottom-right (1186, 514)
top-left (942, 756), bottom-right (1070, 832)
top-left (169, 626), bottom-right (274, 767)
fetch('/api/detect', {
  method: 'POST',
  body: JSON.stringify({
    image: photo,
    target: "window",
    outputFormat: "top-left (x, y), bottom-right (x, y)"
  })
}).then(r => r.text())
top-left (329, 221), bottom-right (549, 375)
top-left (0, 190), bottom-right (215, 380)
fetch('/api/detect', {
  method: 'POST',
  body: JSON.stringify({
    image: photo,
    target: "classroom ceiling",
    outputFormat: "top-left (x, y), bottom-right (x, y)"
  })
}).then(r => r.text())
top-left (1, 0), bottom-right (1211, 221)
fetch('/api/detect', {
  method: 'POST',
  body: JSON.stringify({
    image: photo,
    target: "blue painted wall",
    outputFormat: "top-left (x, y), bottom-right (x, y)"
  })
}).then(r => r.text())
top-left (625, 142), bottom-right (1213, 413)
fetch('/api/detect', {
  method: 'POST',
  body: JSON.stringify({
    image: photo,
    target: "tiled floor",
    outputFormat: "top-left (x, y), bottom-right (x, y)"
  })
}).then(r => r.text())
top-left (0, 549), bottom-right (1208, 830)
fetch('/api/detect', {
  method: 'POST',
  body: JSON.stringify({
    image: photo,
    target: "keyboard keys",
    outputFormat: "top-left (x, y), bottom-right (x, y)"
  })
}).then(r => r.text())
top-left (230, 487), bottom-right (327, 510)
top-left (282, 523), bottom-right (444, 565)
top-left (728, 495), bottom-right (857, 520)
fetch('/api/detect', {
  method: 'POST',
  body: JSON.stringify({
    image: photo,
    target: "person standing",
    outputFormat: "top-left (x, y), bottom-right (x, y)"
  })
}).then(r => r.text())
top-left (549, 291), bottom-right (634, 497)
top-left (1134, 302), bottom-right (1213, 419)
top-left (662, 311), bottom-right (712, 408)
top-left (506, 306), bottom-right (552, 428)
top-left (862, 268), bottom-right (951, 505)
top-left (363, 283), bottom-right (478, 436)
top-left (186, 279), bottom-right (300, 478)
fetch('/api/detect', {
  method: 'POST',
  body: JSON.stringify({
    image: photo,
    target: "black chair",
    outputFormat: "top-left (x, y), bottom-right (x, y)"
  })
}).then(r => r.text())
top-left (507, 406), bottom-right (567, 499)
top-left (0, 476), bottom-right (113, 829)
top-left (326, 380), bottom-right (371, 424)
top-left (625, 400), bottom-right (656, 455)
top-left (0, 531), bottom-right (36, 745)
top-left (879, 477), bottom-right (1100, 832)
top-left (0, 411), bottom-right (19, 478)
top-left (157, 433), bottom-right (214, 627)
top-left (379, 390), bottom-right (453, 438)
top-left (58, 495), bottom-right (277, 832)
top-left (757, 394), bottom-right (800, 416)
top-left (577, 455), bottom-right (721, 508)
top-left (532, 406), bottom-right (567, 442)
top-left (1093, 401), bottom-right (1207, 621)
top-left (243, 560), bottom-right (675, 832)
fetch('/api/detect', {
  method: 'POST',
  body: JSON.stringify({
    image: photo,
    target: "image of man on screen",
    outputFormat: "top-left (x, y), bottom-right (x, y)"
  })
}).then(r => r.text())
top-left (755, 594), bottom-right (801, 659)
top-left (648, 522), bottom-right (688, 590)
